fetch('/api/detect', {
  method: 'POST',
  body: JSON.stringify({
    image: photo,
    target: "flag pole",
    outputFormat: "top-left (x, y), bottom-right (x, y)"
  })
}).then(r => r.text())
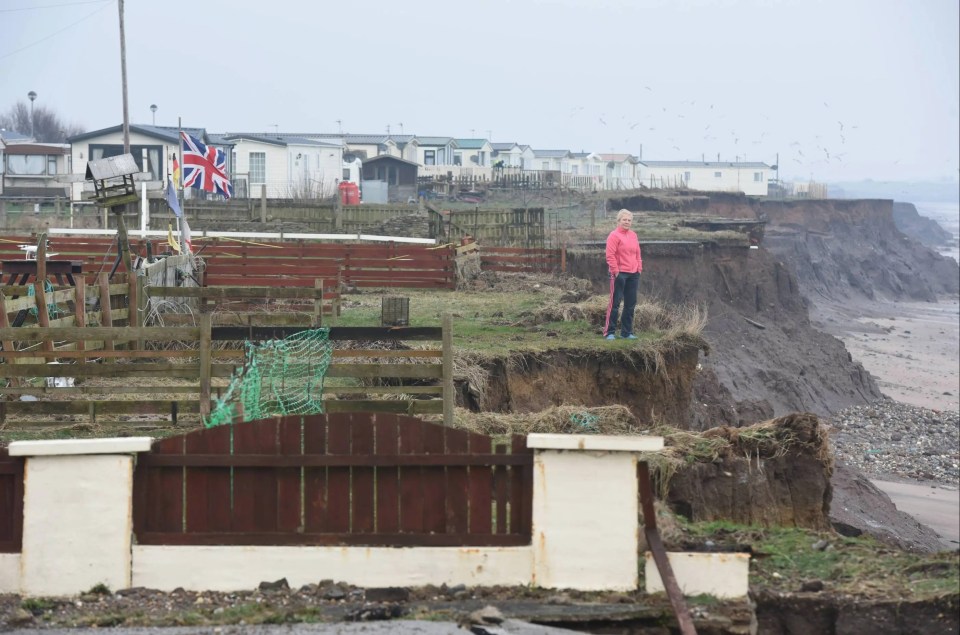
top-left (177, 116), bottom-right (187, 254)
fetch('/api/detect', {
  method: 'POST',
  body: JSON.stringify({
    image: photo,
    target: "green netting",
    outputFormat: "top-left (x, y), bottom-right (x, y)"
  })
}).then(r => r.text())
top-left (206, 328), bottom-right (333, 427)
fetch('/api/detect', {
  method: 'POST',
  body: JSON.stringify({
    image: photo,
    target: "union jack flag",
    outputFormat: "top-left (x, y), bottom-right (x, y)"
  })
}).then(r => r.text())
top-left (181, 132), bottom-right (233, 199)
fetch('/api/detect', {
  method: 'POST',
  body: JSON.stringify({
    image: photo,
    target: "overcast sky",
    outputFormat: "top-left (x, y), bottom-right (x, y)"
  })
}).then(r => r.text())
top-left (1, 0), bottom-right (958, 183)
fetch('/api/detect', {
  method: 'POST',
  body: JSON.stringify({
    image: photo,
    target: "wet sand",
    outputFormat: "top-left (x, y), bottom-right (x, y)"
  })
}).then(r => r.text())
top-left (814, 296), bottom-right (960, 413)
top-left (813, 296), bottom-right (960, 549)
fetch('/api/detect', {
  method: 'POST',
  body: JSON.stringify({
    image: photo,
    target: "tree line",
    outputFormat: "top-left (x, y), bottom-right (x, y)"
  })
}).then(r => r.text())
top-left (0, 101), bottom-right (85, 143)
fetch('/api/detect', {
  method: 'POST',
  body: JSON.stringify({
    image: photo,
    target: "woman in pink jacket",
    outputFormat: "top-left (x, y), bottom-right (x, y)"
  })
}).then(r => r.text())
top-left (603, 209), bottom-right (642, 339)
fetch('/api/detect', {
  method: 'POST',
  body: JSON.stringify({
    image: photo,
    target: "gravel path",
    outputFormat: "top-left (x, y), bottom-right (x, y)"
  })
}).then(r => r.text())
top-left (828, 399), bottom-right (960, 485)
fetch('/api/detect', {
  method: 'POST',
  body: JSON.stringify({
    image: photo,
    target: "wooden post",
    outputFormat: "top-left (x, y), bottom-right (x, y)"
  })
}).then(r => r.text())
top-left (260, 184), bottom-right (267, 223)
top-left (199, 312), bottom-right (212, 419)
top-left (35, 233), bottom-right (47, 289)
top-left (0, 294), bottom-right (20, 387)
top-left (135, 273), bottom-right (147, 349)
top-left (98, 273), bottom-right (115, 360)
top-left (442, 312), bottom-right (453, 427)
top-left (74, 278), bottom-right (87, 366)
top-left (314, 278), bottom-right (323, 327)
top-left (333, 195), bottom-right (343, 231)
top-left (33, 282), bottom-right (52, 355)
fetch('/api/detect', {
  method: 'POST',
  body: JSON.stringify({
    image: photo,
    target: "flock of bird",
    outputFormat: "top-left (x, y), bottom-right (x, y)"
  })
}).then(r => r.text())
top-left (562, 88), bottom-right (867, 176)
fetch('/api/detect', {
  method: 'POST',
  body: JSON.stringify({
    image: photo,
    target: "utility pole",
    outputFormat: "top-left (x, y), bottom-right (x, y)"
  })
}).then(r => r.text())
top-left (115, 0), bottom-right (133, 279)
top-left (118, 0), bottom-right (130, 153)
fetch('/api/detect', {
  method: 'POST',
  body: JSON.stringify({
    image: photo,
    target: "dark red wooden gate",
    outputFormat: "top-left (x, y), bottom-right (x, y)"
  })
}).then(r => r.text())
top-left (0, 445), bottom-right (24, 553)
top-left (133, 413), bottom-right (533, 546)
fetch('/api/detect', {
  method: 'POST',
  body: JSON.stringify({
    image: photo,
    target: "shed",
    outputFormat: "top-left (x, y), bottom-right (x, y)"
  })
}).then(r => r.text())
top-left (361, 155), bottom-right (419, 203)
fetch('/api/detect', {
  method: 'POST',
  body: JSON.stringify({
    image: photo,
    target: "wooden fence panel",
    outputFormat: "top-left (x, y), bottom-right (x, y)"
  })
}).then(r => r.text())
top-left (133, 413), bottom-right (533, 546)
top-left (0, 446), bottom-right (24, 553)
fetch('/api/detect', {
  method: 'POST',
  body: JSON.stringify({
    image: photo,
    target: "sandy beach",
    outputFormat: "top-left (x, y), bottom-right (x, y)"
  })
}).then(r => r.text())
top-left (813, 296), bottom-right (960, 413)
top-left (813, 295), bottom-right (960, 548)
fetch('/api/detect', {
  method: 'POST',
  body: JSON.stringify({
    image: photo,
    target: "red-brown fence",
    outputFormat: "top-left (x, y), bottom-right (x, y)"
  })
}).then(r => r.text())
top-left (133, 413), bottom-right (532, 546)
top-left (200, 242), bottom-right (456, 289)
top-left (0, 445), bottom-right (24, 553)
top-left (480, 246), bottom-right (566, 273)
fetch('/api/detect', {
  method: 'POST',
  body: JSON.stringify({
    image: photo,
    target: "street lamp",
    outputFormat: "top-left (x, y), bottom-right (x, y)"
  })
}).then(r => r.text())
top-left (150, 104), bottom-right (157, 125)
top-left (27, 91), bottom-right (37, 139)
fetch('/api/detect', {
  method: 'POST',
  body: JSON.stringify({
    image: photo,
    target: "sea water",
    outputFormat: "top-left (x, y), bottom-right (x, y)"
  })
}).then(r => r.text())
top-left (914, 201), bottom-right (960, 264)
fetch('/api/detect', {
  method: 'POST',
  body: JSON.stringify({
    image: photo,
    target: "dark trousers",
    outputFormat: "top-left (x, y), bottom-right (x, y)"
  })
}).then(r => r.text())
top-left (604, 272), bottom-right (639, 337)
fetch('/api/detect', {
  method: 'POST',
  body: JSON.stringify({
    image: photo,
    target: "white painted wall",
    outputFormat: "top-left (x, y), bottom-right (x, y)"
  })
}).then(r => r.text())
top-left (134, 546), bottom-right (532, 591)
top-left (0, 554), bottom-right (19, 593)
top-left (645, 552), bottom-right (750, 598)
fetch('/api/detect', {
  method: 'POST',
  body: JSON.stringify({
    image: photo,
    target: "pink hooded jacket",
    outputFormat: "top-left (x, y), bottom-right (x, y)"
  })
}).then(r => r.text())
top-left (605, 226), bottom-right (642, 276)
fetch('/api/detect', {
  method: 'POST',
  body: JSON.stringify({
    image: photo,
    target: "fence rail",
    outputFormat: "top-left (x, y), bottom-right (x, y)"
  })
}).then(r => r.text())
top-left (132, 413), bottom-right (532, 546)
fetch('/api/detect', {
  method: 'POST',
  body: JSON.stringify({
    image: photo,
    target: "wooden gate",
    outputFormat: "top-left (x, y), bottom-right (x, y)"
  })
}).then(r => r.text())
top-left (0, 445), bottom-right (24, 553)
top-left (133, 413), bottom-right (532, 546)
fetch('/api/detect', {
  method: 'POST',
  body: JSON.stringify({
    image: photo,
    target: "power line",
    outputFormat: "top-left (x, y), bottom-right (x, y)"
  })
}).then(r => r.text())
top-left (0, 0), bottom-right (110, 12)
top-left (0, 1), bottom-right (111, 61)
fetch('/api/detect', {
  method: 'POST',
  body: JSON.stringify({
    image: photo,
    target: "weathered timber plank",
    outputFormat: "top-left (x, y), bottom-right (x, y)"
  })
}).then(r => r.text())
top-left (325, 364), bottom-right (442, 379)
top-left (322, 400), bottom-right (443, 415)
top-left (398, 418), bottom-right (424, 534)
top-left (325, 413), bottom-right (352, 533)
top-left (374, 414), bottom-right (400, 534)
top-left (0, 386), bottom-right (197, 395)
top-left (421, 423), bottom-right (447, 534)
top-left (0, 363), bottom-right (200, 378)
top-left (0, 349), bottom-right (197, 360)
top-left (2, 400), bottom-right (200, 415)
top-left (0, 326), bottom-right (199, 342)
top-left (185, 424), bottom-right (232, 533)
top-left (331, 350), bottom-right (441, 359)
top-left (322, 386), bottom-right (442, 395)
top-left (351, 417), bottom-right (376, 534)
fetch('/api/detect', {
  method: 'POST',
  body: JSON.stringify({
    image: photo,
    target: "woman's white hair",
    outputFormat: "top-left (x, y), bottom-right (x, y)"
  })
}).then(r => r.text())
top-left (616, 209), bottom-right (633, 221)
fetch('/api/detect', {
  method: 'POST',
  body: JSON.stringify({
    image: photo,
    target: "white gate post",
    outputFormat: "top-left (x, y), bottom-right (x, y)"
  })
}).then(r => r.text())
top-left (10, 438), bottom-right (152, 596)
top-left (528, 433), bottom-right (663, 591)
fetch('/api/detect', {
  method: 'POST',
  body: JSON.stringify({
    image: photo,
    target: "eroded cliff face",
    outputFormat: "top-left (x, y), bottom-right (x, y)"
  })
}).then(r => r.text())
top-left (566, 241), bottom-right (882, 426)
top-left (458, 347), bottom-right (699, 427)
